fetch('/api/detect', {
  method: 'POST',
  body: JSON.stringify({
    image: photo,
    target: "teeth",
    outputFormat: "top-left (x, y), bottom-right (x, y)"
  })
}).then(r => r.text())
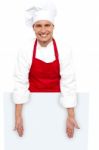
top-left (40, 34), bottom-right (47, 37)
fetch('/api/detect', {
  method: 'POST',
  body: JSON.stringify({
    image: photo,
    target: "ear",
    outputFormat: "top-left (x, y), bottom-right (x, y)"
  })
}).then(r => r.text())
top-left (53, 24), bottom-right (55, 30)
top-left (32, 24), bottom-right (35, 30)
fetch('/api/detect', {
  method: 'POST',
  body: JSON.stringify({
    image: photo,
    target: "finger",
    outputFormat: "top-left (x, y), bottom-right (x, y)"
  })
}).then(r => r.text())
top-left (67, 131), bottom-right (74, 138)
top-left (68, 133), bottom-right (73, 138)
top-left (74, 122), bottom-right (80, 129)
top-left (66, 128), bottom-right (74, 138)
top-left (13, 125), bottom-right (19, 131)
top-left (19, 131), bottom-right (23, 137)
top-left (15, 124), bottom-right (24, 130)
top-left (66, 128), bottom-right (73, 134)
top-left (17, 126), bottom-right (24, 132)
top-left (17, 128), bottom-right (24, 137)
top-left (13, 127), bottom-right (16, 131)
top-left (15, 124), bottom-right (24, 136)
top-left (14, 125), bottom-right (19, 131)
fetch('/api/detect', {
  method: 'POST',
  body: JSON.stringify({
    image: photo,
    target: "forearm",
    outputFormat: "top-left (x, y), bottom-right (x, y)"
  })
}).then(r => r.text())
top-left (67, 108), bottom-right (75, 118)
top-left (15, 104), bottom-right (23, 117)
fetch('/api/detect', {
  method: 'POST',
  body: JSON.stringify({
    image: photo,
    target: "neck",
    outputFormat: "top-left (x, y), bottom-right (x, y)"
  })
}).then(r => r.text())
top-left (37, 38), bottom-right (53, 47)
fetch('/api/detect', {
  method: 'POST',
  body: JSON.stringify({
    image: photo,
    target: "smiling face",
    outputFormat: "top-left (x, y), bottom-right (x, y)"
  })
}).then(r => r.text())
top-left (33, 20), bottom-right (54, 47)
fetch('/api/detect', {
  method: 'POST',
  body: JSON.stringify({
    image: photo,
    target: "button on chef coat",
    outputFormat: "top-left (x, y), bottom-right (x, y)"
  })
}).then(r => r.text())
top-left (13, 37), bottom-right (77, 108)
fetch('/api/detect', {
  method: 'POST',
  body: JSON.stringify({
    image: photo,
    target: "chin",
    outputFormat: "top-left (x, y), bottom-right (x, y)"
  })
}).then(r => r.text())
top-left (39, 38), bottom-right (50, 43)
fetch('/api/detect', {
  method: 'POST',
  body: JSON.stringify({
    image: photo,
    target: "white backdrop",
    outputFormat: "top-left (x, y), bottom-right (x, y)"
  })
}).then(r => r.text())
top-left (0, 0), bottom-right (99, 149)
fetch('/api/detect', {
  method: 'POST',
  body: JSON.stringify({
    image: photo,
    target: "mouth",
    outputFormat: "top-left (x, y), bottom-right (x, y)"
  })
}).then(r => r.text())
top-left (39, 33), bottom-right (49, 38)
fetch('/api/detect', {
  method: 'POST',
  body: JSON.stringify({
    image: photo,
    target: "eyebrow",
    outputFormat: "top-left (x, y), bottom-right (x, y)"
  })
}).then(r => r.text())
top-left (35, 23), bottom-right (51, 27)
top-left (35, 24), bottom-right (42, 27)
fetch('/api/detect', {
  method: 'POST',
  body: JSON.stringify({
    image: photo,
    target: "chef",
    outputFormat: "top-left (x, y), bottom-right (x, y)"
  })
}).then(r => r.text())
top-left (13, 1), bottom-right (79, 138)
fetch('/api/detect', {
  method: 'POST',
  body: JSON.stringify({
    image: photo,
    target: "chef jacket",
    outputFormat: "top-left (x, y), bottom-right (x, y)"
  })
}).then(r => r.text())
top-left (13, 37), bottom-right (77, 108)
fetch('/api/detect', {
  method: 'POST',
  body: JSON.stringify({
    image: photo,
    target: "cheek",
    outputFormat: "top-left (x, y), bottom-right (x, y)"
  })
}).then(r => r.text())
top-left (49, 30), bottom-right (53, 35)
top-left (35, 31), bottom-right (40, 36)
top-left (50, 27), bottom-right (54, 33)
top-left (47, 28), bottom-right (53, 33)
top-left (33, 28), bottom-right (40, 34)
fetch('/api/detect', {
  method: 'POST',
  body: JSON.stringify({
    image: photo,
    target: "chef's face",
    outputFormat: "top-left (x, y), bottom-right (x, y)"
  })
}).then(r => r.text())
top-left (33, 20), bottom-right (54, 46)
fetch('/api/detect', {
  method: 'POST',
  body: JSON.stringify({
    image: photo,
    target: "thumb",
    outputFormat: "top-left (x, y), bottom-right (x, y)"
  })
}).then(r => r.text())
top-left (73, 120), bottom-right (80, 129)
top-left (13, 126), bottom-right (17, 131)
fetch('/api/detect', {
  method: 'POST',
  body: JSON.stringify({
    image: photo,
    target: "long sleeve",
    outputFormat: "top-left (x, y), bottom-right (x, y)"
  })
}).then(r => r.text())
top-left (59, 44), bottom-right (77, 108)
top-left (12, 38), bottom-right (34, 104)
top-left (13, 50), bottom-right (30, 104)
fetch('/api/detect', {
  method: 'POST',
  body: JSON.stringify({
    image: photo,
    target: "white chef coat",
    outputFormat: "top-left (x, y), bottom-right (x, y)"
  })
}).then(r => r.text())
top-left (13, 37), bottom-right (77, 108)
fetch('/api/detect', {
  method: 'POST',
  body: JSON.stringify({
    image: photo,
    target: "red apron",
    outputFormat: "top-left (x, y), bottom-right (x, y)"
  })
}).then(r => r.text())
top-left (28, 38), bottom-right (61, 92)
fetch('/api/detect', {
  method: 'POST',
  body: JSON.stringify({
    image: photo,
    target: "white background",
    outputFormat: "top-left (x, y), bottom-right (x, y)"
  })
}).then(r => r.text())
top-left (0, 0), bottom-right (99, 149)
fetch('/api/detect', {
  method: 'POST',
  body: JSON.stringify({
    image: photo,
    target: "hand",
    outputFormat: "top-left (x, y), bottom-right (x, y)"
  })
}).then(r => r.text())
top-left (14, 116), bottom-right (24, 137)
top-left (66, 116), bottom-right (80, 138)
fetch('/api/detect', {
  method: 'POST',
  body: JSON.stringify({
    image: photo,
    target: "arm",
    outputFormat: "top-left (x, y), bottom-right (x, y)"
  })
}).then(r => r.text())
top-left (15, 104), bottom-right (23, 117)
top-left (67, 107), bottom-right (75, 118)
top-left (13, 46), bottom-right (31, 136)
top-left (15, 104), bottom-right (24, 137)
top-left (59, 45), bottom-right (79, 138)
top-left (66, 107), bottom-right (80, 138)
top-left (13, 38), bottom-right (34, 136)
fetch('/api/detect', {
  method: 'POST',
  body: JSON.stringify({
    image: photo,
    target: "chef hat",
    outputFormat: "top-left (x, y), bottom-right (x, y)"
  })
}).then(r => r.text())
top-left (25, 0), bottom-right (57, 26)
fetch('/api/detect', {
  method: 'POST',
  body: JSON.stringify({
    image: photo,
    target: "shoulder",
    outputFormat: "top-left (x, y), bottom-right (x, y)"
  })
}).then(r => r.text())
top-left (21, 36), bottom-right (35, 53)
top-left (17, 36), bottom-right (36, 58)
top-left (54, 38), bottom-right (72, 60)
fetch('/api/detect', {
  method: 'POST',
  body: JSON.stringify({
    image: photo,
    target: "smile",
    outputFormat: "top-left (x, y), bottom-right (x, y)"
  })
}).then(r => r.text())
top-left (39, 34), bottom-right (48, 37)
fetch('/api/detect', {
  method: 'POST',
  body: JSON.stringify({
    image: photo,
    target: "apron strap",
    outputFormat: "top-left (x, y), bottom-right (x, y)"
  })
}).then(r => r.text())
top-left (52, 38), bottom-right (59, 60)
top-left (33, 39), bottom-right (37, 59)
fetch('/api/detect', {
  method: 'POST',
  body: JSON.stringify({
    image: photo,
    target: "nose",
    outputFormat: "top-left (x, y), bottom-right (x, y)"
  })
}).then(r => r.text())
top-left (41, 26), bottom-right (46, 33)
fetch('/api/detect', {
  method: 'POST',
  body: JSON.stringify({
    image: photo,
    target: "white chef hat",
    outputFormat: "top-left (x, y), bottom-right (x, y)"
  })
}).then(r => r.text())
top-left (25, 0), bottom-right (57, 27)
